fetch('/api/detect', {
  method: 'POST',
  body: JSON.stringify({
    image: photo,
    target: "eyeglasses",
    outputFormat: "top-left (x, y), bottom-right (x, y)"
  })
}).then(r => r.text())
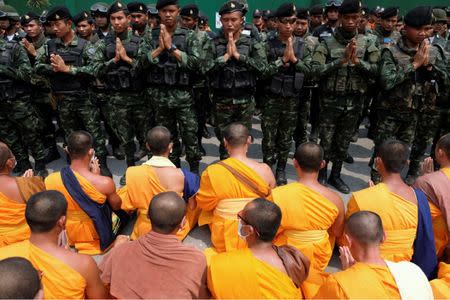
top-left (279, 17), bottom-right (297, 25)
top-left (237, 212), bottom-right (260, 237)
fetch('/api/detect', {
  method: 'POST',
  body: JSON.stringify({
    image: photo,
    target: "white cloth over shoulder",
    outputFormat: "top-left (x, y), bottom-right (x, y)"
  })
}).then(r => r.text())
top-left (143, 156), bottom-right (176, 168)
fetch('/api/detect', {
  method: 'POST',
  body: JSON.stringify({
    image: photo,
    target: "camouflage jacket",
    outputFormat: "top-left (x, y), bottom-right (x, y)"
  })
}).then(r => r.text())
top-left (373, 25), bottom-right (401, 48)
top-left (0, 38), bottom-right (31, 82)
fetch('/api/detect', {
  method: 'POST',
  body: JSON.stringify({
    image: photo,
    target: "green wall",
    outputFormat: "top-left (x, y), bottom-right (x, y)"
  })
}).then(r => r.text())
top-left (10, 0), bottom-right (447, 30)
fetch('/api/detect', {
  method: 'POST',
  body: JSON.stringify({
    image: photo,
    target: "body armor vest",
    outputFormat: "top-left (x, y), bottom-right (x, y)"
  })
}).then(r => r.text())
top-left (104, 33), bottom-right (143, 92)
top-left (147, 27), bottom-right (191, 87)
top-left (0, 41), bottom-right (31, 99)
top-left (211, 34), bottom-right (257, 97)
top-left (267, 36), bottom-right (305, 97)
top-left (47, 38), bottom-right (88, 93)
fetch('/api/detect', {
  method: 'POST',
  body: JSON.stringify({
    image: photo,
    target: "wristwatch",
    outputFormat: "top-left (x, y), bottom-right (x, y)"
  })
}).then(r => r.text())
top-left (168, 43), bottom-right (177, 53)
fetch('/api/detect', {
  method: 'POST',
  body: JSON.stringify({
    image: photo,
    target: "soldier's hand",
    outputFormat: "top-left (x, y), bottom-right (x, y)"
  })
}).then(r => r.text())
top-left (117, 38), bottom-right (133, 64)
top-left (228, 34), bottom-right (240, 60)
top-left (413, 40), bottom-right (429, 69)
top-left (21, 38), bottom-right (37, 57)
top-left (161, 24), bottom-right (172, 50)
top-left (50, 54), bottom-right (70, 73)
top-left (113, 38), bottom-right (121, 63)
top-left (342, 40), bottom-right (353, 65)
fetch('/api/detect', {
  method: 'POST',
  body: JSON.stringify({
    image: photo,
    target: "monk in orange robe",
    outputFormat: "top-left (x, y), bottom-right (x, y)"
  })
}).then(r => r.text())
top-left (196, 123), bottom-right (276, 253)
top-left (208, 198), bottom-right (309, 299)
top-left (118, 126), bottom-right (200, 240)
top-left (346, 140), bottom-right (447, 262)
top-left (0, 257), bottom-right (43, 299)
top-left (0, 190), bottom-right (107, 299)
top-left (315, 211), bottom-right (432, 299)
top-left (45, 131), bottom-right (121, 255)
top-left (431, 262), bottom-right (450, 298)
top-left (0, 142), bottom-right (45, 247)
top-left (273, 142), bottom-right (344, 272)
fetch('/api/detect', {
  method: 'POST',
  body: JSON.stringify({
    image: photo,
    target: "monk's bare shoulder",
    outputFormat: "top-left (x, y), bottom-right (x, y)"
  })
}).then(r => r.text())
top-left (67, 252), bottom-right (99, 280)
top-left (317, 184), bottom-right (344, 211)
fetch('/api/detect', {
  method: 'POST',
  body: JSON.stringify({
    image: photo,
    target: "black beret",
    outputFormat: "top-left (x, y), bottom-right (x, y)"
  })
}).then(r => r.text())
top-left (338, 0), bottom-right (361, 14)
top-left (20, 11), bottom-right (40, 25)
top-left (446, 7), bottom-right (450, 17)
top-left (361, 5), bottom-right (369, 17)
top-left (296, 8), bottom-right (309, 19)
top-left (263, 9), bottom-right (275, 19)
top-left (219, 1), bottom-right (244, 16)
top-left (127, 2), bottom-right (148, 14)
top-left (73, 10), bottom-right (92, 25)
top-left (253, 9), bottom-right (263, 18)
top-left (380, 6), bottom-right (399, 19)
top-left (155, 0), bottom-right (178, 10)
top-left (180, 4), bottom-right (199, 18)
top-left (404, 6), bottom-right (433, 28)
top-left (275, 2), bottom-right (297, 18)
top-left (46, 6), bottom-right (72, 21)
top-left (309, 4), bottom-right (323, 16)
top-left (198, 13), bottom-right (208, 25)
top-left (108, 1), bottom-right (128, 16)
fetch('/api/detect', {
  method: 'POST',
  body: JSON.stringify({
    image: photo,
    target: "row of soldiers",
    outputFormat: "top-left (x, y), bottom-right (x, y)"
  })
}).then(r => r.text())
top-left (1, 0), bottom-right (450, 193)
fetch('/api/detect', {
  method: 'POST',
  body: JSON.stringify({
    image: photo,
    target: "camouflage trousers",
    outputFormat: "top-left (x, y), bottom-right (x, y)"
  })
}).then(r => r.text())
top-left (408, 110), bottom-right (442, 175)
top-left (149, 87), bottom-right (200, 166)
top-left (370, 109), bottom-right (418, 169)
top-left (103, 91), bottom-right (150, 165)
top-left (55, 92), bottom-right (107, 158)
top-left (32, 89), bottom-right (57, 149)
top-left (193, 87), bottom-right (212, 142)
top-left (293, 88), bottom-right (312, 148)
top-left (319, 98), bottom-right (362, 163)
top-left (262, 94), bottom-right (298, 164)
top-left (0, 95), bottom-right (46, 162)
top-left (214, 96), bottom-right (255, 160)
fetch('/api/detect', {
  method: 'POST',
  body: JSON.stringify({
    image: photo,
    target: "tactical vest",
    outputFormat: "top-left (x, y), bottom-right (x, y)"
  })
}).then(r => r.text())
top-left (210, 34), bottom-right (257, 97)
top-left (104, 33), bottom-right (143, 92)
top-left (47, 38), bottom-right (88, 93)
top-left (0, 41), bottom-right (31, 99)
top-left (146, 28), bottom-right (191, 87)
top-left (322, 34), bottom-right (371, 96)
top-left (267, 36), bottom-right (305, 97)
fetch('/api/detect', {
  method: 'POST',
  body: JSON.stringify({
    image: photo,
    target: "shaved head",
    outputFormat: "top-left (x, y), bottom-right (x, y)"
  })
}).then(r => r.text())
top-left (223, 122), bottom-right (250, 147)
top-left (146, 126), bottom-right (172, 155)
top-left (0, 142), bottom-right (13, 170)
top-left (26, 190), bottom-right (68, 233)
top-left (346, 211), bottom-right (384, 246)
top-left (436, 133), bottom-right (450, 159)
top-left (148, 192), bottom-right (186, 234)
top-left (243, 198), bottom-right (282, 242)
top-left (378, 139), bottom-right (409, 173)
top-left (67, 131), bottom-right (93, 159)
top-left (0, 257), bottom-right (41, 299)
top-left (294, 142), bottom-right (324, 172)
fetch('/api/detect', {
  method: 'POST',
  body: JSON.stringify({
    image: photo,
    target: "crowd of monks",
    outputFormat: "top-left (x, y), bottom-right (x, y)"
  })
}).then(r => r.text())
top-left (0, 123), bottom-right (450, 298)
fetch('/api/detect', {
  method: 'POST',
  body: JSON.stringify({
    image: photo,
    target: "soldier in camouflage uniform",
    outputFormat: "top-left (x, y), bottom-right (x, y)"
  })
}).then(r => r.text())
top-left (262, 3), bottom-right (312, 185)
top-left (139, 0), bottom-right (201, 172)
top-left (371, 7), bottom-right (449, 184)
top-left (311, 0), bottom-right (380, 194)
top-left (0, 5), bottom-right (26, 42)
top-left (35, 6), bottom-right (111, 177)
top-left (202, 1), bottom-right (267, 160)
top-left (128, 2), bottom-right (150, 38)
top-left (90, 2), bottom-right (110, 39)
top-left (91, 2), bottom-right (148, 184)
top-left (0, 10), bottom-right (48, 177)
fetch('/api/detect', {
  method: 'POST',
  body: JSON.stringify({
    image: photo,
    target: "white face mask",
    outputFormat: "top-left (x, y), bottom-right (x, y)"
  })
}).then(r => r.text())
top-left (237, 219), bottom-right (249, 240)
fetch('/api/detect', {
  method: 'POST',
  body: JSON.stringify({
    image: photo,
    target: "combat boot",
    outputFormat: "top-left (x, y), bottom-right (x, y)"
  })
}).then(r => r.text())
top-left (99, 156), bottom-right (112, 178)
top-left (344, 153), bottom-right (354, 164)
top-left (275, 160), bottom-right (287, 186)
top-left (309, 126), bottom-right (319, 143)
top-left (13, 159), bottom-right (33, 176)
top-left (113, 146), bottom-right (125, 160)
top-left (34, 160), bottom-right (49, 178)
top-left (328, 161), bottom-right (350, 194)
top-left (318, 162), bottom-right (328, 186)
top-left (44, 144), bottom-right (60, 164)
top-left (189, 161), bottom-right (200, 176)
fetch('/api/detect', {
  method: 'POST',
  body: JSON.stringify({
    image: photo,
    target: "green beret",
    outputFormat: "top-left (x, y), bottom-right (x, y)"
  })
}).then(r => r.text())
top-left (219, 1), bottom-right (244, 16)
top-left (180, 4), bottom-right (199, 18)
top-left (155, 0), bottom-right (178, 10)
top-left (404, 6), bottom-right (433, 28)
top-left (108, 1), bottom-right (128, 16)
top-left (338, 0), bottom-right (361, 15)
top-left (380, 7), bottom-right (399, 19)
top-left (127, 2), bottom-right (148, 14)
top-left (20, 12), bottom-right (40, 25)
top-left (46, 6), bottom-right (72, 22)
top-left (275, 2), bottom-right (297, 18)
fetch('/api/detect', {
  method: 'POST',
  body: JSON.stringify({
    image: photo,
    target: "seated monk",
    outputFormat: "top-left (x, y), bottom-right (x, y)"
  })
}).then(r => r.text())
top-left (346, 140), bottom-right (444, 278)
top-left (100, 192), bottom-right (209, 299)
top-left (208, 198), bottom-right (310, 299)
top-left (0, 190), bottom-right (107, 298)
top-left (273, 142), bottom-right (344, 272)
top-left (45, 131), bottom-right (121, 255)
top-left (430, 262), bottom-right (450, 298)
top-left (314, 211), bottom-right (432, 299)
top-left (196, 122), bottom-right (276, 253)
top-left (118, 126), bottom-right (200, 240)
top-left (0, 257), bottom-right (43, 299)
top-left (0, 142), bottom-right (45, 247)
top-left (414, 133), bottom-right (450, 259)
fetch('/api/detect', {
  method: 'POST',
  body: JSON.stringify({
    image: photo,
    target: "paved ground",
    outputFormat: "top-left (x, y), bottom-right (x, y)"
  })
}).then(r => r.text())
top-left (46, 117), bottom-right (375, 272)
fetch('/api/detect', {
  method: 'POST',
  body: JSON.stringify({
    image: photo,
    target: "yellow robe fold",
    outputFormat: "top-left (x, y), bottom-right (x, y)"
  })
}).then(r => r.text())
top-left (431, 262), bottom-right (450, 299)
top-left (0, 240), bottom-right (86, 299)
top-left (117, 165), bottom-right (199, 240)
top-left (45, 171), bottom-right (106, 255)
top-left (273, 182), bottom-right (339, 271)
top-left (196, 158), bottom-right (272, 253)
top-left (0, 177), bottom-right (45, 247)
top-left (208, 248), bottom-right (300, 299)
top-left (314, 262), bottom-right (400, 299)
